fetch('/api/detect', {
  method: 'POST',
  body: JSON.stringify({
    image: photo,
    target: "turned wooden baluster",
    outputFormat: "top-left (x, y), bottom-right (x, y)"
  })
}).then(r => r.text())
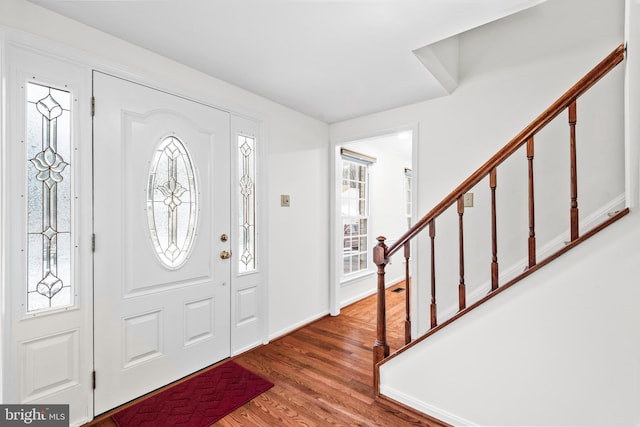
top-left (403, 242), bottom-right (411, 345)
top-left (527, 137), bottom-right (537, 268)
top-left (490, 168), bottom-right (499, 291)
top-left (457, 197), bottom-right (466, 311)
top-left (429, 220), bottom-right (437, 328)
top-left (569, 100), bottom-right (579, 241)
top-left (372, 236), bottom-right (389, 380)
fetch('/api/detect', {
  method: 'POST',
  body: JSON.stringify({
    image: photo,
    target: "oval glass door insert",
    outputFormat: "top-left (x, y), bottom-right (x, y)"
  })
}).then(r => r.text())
top-left (147, 136), bottom-right (198, 269)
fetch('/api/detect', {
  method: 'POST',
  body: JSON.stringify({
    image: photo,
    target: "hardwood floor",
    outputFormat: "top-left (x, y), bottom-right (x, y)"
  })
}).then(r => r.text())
top-left (85, 283), bottom-right (449, 426)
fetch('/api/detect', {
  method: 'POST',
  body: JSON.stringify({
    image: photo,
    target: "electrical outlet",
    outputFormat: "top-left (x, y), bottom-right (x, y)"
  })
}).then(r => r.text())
top-left (280, 194), bottom-right (290, 207)
top-left (463, 192), bottom-right (474, 207)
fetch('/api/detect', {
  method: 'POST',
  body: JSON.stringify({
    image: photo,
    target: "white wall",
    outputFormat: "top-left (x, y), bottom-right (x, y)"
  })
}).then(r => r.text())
top-left (330, 0), bottom-right (625, 332)
top-left (0, 0), bottom-right (329, 347)
top-left (267, 124), bottom-right (330, 337)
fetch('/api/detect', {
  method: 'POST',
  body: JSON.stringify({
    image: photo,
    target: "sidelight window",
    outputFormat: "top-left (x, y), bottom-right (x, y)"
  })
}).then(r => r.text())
top-left (238, 135), bottom-right (257, 273)
top-left (26, 82), bottom-right (73, 312)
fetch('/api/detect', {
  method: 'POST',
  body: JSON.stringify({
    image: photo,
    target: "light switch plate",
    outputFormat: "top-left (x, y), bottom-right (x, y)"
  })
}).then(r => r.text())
top-left (463, 192), bottom-right (474, 207)
top-left (281, 194), bottom-right (290, 207)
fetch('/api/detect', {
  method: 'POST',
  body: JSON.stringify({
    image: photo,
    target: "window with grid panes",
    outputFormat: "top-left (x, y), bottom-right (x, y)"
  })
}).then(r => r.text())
top-left (341, 154), bottom-right (372, 277)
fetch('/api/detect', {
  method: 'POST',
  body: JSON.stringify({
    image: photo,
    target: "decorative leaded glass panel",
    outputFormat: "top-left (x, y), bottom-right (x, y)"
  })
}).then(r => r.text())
top-left (147, 136), bottom-right (198, 269)
top-left (238, 135), bottom-right (256, 273)
top-left (26, 82), bottom-right (73, 312)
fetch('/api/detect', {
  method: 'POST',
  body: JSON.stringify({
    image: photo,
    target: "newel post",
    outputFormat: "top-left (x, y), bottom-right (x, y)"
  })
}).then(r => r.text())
top-left (373, 236), bottom-right (389, 391)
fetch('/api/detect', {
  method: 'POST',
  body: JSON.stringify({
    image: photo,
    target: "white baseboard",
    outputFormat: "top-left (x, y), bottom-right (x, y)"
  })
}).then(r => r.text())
top-left (380, 384), bottom-right (478, 427)
top-left (268, 310), bottom-right (329, 342)
top-left (340, 288), bottom-right (377, 308)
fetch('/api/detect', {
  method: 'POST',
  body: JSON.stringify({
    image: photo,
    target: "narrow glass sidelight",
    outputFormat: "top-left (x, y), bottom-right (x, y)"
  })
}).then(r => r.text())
top-left (26, 82), bottom-right (73, 312)
top-left (147, 136), bottom-right (198, 269)
top-left (238, 135), bottom-right (256, 273)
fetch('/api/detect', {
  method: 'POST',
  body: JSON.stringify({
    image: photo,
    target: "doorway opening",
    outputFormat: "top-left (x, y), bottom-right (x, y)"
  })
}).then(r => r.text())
top-left (330, 128), bottom-right (416, 315)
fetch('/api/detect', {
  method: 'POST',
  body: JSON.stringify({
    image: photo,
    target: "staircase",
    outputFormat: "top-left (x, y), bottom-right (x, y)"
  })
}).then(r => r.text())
top-left (372, 44), bottom-right (631, 425)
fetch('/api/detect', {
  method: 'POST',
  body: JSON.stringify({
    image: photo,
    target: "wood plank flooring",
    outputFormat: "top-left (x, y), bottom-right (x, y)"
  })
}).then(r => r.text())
top-left (85, 283), bottom-right (449, 426)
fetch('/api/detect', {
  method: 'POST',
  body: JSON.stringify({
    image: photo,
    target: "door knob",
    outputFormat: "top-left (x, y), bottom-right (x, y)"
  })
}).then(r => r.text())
top-left (220, 250), bottom-right (231, 260)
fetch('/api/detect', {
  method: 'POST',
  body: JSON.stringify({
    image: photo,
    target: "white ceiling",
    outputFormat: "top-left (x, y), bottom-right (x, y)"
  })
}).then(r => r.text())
top-left (28, 0), bottom-right (546, 123)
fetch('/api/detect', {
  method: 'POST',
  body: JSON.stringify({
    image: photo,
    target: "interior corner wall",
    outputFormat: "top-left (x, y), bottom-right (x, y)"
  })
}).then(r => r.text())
top-left (267, 125), bottom-right (331, 338)
top-left (0, 0), bottom-right (330, 346)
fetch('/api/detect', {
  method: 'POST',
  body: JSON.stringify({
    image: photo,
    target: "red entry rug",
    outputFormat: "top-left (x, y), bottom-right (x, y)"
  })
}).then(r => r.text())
top-left (112, 361), bottom-right (274, 427)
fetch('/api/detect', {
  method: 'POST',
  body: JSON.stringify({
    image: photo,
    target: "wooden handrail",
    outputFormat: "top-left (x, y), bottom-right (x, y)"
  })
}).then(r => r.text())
top-left (385, 44), bottom-right (625, 259)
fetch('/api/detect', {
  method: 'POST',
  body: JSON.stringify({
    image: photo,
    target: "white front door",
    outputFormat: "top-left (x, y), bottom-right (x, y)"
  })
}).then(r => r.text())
top-left (92, 72), bottom-right (231, 414)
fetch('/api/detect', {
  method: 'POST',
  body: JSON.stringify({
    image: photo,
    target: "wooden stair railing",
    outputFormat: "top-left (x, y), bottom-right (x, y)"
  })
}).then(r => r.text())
top-left (372, 44), bottom-right (628, 393)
